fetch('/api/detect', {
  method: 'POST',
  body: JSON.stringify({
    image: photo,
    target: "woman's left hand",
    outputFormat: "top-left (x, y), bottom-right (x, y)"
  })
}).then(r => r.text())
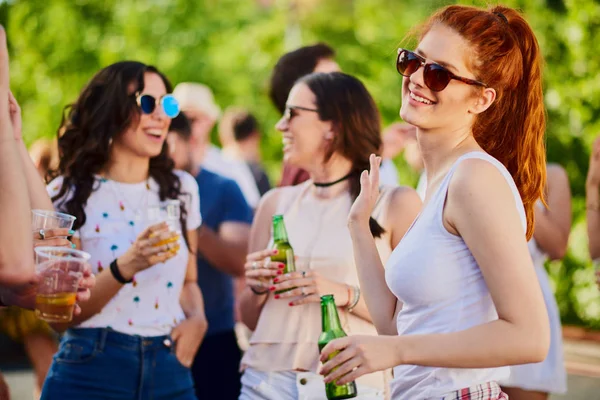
top-left (171, 315), bottom-right (208, 367)
top-left (270, 269), bottom-right (348, 307)
top-left (319, 335), bottom-right (401, 385)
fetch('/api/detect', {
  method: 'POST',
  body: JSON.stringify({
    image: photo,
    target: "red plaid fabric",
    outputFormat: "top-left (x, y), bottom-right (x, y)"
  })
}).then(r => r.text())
top-left (442, 381), bottom-right (509, 400)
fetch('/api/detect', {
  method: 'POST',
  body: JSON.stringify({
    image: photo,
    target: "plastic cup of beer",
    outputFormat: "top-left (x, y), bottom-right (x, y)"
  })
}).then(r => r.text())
top-left (147, 200), bottom-right (181, 254)
top-left (34, 246), bottom-right (90, 323)
top-left (32, 210), bottom-right (76, 238)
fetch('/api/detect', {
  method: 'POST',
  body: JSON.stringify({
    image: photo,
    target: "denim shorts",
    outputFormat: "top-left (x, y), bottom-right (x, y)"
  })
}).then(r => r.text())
top-left (41, 328), bottom-right (196, 400)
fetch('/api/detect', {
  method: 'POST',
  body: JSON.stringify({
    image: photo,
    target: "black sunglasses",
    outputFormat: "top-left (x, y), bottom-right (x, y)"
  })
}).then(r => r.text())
top-left (283, 105), bottom-right (319, 121)
top-left (396, 49), bottom-right (488, 92)
top-left (136, 92), bottom-right (180, 118)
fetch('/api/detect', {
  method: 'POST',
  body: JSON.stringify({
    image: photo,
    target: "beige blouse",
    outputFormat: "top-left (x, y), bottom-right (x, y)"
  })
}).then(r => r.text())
top-left (241, 181), bottom-right (394, 393)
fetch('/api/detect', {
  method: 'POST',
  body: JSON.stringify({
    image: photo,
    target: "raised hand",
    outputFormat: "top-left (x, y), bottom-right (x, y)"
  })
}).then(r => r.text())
top-left (348, 154), bottom-right (382, 229)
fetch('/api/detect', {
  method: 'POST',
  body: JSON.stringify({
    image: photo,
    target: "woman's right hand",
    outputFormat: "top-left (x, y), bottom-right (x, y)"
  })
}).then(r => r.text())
top-left (117, 222), bottom-right (179, 280)
top-left (348, 154), bottom-right (382, 228)
top-left (244, 248), bottom-right (285, 294)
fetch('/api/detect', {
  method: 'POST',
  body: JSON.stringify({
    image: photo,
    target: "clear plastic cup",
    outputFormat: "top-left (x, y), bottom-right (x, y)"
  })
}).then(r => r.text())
top-left (146, 200), bottom-right (181, 254)
top-left (32, 209), bottom-right (76, 238)
top-left (34, 246), bottom-right (90, 323)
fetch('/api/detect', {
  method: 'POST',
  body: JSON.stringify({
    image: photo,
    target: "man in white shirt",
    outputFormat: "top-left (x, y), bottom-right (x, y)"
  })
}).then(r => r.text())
top-left (173, 82), bottom-right (261, 209)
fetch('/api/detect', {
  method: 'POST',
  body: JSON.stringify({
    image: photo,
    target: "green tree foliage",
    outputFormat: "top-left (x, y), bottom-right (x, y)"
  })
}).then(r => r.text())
top-left (4, 0), bottom-right (600, 327)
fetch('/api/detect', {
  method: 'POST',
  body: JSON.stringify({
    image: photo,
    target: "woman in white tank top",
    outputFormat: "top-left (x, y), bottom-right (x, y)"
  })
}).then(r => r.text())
top-left (500, 164), bottom-right (571, 400)
top-left (320, 5), bottom-right (550, 400)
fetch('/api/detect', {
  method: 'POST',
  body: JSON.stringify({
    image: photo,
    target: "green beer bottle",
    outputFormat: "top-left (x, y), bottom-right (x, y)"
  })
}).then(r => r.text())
top-left (270, 215), bottom-right (296, 295)
top-left (318, 294), bottom-right (358, 400)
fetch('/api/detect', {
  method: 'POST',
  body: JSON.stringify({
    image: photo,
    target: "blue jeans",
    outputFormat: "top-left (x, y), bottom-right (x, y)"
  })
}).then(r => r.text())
top-left (41, 328), bottom-right (196, 400)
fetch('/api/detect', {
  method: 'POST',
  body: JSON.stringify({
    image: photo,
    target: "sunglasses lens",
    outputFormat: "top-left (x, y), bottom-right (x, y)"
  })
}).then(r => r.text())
top-left (139, 95), bottom-right (156, 114)
top-left (162, 95), bottom-right (180, 118)
top-left (397, 50), bottom-right (421, 77)
top-left (424, 64), bottom-right (451, 92)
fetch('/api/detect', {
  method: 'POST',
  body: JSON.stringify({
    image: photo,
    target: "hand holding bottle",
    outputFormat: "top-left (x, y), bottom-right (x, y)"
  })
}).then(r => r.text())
top-left (244, 248), bottom-right (285, 294)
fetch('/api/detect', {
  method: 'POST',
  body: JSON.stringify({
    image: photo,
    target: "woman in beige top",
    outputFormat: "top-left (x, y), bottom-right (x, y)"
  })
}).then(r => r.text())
top-left (238, 72), bottom-right (421, 400)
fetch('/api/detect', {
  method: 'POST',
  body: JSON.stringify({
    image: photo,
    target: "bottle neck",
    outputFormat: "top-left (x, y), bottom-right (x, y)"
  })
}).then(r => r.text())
top-left (273, 220), bottom-right (289, 243)
top-left (321, 298), bottom-right (343, 332)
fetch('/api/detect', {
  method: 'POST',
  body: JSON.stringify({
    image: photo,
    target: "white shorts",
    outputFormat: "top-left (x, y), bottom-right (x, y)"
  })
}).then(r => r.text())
top-left (239, 367), bottom-right (385, 400)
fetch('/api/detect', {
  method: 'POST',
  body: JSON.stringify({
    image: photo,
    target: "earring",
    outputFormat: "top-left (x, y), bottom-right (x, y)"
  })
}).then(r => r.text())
top-left (108, 138), bottom-right (113, 147)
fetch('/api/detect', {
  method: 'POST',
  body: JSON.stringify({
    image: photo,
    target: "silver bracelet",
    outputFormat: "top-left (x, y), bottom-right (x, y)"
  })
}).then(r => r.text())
top-left (347, 285), bottom-right (360, 312)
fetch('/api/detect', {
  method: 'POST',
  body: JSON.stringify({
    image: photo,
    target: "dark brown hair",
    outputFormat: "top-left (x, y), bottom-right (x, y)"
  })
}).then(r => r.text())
top-left (298, 72), bottom-right (384, 237)
top-left (169, 113), bottom-right (192, 141)
top-left (219, 107), bottom-right (260, 142)
top-left (269, 43), bottom-right (335, 115)
top-left (50, 61), bottom-right (191, 249)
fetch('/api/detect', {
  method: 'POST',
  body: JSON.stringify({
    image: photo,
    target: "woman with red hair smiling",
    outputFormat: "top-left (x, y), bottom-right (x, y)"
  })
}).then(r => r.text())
top-left (320, 5), bottom-right (549, 399)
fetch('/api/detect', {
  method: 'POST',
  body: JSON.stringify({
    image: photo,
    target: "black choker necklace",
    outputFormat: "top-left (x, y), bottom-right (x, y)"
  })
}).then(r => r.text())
top-left (313, 172), bottom-right (354, 188)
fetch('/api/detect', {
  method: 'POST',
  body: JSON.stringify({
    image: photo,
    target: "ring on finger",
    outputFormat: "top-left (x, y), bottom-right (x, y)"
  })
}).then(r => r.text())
top-left (252, 261), bottom-right (259, 270)
top-left (39, 229), bottom-right (45, 240)
top-left (301, 271), bottom-right (306, 278)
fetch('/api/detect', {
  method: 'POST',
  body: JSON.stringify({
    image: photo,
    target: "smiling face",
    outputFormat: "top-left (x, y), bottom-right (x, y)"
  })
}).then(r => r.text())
top-left (275, 82), bottom-right (333, 169)
top-left (400, 24), bottom-right (491, 133)
top-left (112, 72), bottom-right (171, 159)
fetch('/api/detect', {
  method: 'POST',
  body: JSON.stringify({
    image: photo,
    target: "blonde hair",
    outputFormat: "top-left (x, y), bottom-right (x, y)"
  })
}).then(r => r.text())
top-left (173, 82), bottom-right (221, 120)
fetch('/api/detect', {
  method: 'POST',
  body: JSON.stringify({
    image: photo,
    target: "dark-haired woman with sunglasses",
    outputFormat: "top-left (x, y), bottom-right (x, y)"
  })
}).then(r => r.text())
top-left (320, 5), bottom-right (550, 400)
top-left (238, 72), bottom-right (421, 399)
top-left (41, 61), bottom-right (206, 400)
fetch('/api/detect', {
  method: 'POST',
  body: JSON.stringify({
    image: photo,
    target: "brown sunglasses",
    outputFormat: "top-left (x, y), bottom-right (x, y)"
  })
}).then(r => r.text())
top-left (396, 49), bottom-right (488, 92)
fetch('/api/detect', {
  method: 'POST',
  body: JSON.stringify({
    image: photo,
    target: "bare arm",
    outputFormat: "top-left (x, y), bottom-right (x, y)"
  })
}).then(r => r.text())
top-left (0, 29), bottom-right (35, 284)
top-left (398, 160), bottom-right (549, 367)
top-left (8, 92), bottom-right (53, 211)
top-left (17, 140), bottom-right (54, 210)
top-left (239, 189), bottom-right (280, 331)
top-left (197, 222), bottom-right (250, 277)
top-left (171, 229), bottom-right (208, 367)
top-left (349, 186), bottom-right (421, 335)
top-left (587, 137), bottom-right (600, 259)
top-left (180, 229), bottom-right (206, 320)
top-left (533, 164), bottom-right (571, 260)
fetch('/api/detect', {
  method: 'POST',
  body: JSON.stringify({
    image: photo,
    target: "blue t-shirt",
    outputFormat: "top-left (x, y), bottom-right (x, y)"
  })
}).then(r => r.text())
top-left (195, 169), bottom-right (253, 337)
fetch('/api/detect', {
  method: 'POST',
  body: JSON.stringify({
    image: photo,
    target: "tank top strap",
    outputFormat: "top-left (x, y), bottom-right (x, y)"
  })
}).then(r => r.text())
top-left (429, 151), bottom-right (526, 233)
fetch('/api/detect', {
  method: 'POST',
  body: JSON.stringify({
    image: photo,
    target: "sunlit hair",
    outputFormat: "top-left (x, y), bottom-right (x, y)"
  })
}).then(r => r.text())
top-left (420, 5), bottom-right (546, 239)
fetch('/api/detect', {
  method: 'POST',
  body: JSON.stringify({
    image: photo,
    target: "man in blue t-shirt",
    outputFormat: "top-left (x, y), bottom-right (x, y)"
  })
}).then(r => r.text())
top-left (168, 113), bottom-right (253, 400)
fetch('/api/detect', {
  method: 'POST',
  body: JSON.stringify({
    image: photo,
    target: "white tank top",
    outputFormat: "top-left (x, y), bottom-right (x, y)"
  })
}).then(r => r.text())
top-left (385, 152), bottom-right (526, 399)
